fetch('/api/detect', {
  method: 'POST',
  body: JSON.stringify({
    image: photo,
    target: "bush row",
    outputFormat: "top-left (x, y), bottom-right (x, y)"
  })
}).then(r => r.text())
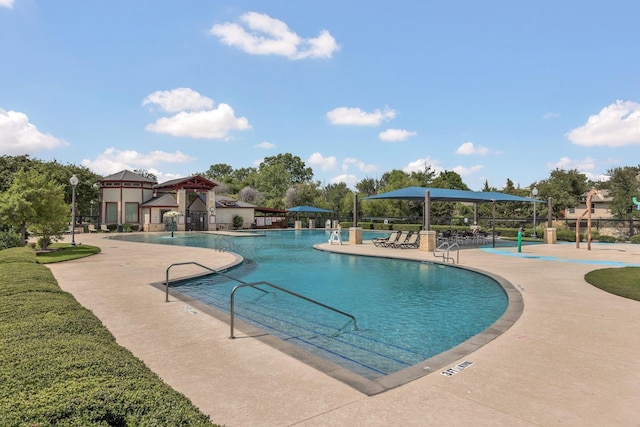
top-left (0, 247), bottom-right (216, 426)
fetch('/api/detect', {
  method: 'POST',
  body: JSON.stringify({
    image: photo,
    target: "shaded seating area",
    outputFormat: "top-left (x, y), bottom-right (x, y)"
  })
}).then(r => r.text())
top-left (373, 231), bottom-right (421, 249)
top-left (373, 231), bottom-right (401, 247)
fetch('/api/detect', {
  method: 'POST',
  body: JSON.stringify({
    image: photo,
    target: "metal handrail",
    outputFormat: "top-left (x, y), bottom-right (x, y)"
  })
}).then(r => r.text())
top-left (434, 242), bottom-right (459, 264)
top-left (212, 236), bottom-right (233, 252)
top-left (229, 281), bottom-right (358, 339)
top-left (164, 261), bottom-right (266, 303)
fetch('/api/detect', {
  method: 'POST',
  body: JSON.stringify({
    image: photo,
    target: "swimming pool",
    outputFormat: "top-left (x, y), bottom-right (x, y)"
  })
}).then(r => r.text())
top-left (115, 230), bottom-right (512, 386)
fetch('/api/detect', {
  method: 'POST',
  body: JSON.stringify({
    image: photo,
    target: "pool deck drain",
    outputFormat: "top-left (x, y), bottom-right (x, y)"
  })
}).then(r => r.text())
top-left (47, 233), bottom-right (640, 426)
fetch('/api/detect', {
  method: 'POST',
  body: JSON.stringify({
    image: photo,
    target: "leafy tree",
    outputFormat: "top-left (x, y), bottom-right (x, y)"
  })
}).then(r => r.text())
top-left (355, 177), bottom-right (379, 197)
top-left (238, 186), bottom-right (264, 205)
top-left (0, 168), bottom-right (69, 247)
top-left (536, 169), bottom-right (589, 218)
top-left (603, 165), bottom-right (640, 227)
top-left (0, 155), bottom-right (40, 193)
top-left (203, 163), bottom-right (233, 182)
top-left (319, 182), bottom-right (350, 216)
top-left (133, 169), bottom-right (157, 181)
top-left (254, 154), bottom-right (313, 207)
top-left (285, 182), bottom-right (321, 208)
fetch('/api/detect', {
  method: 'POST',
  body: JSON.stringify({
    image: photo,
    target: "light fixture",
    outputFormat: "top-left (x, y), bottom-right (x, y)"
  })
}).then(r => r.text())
top-left (70, 174), bottom-right (79, 246)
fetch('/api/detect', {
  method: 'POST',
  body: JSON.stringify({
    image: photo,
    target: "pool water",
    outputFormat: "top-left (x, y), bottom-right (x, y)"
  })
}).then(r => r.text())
top-left (114, 230), bottom-right (508, 379)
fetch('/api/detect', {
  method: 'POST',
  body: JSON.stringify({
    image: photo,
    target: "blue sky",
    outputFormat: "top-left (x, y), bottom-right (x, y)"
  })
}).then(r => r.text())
top-left (1, 1), bottom-right (639, 190)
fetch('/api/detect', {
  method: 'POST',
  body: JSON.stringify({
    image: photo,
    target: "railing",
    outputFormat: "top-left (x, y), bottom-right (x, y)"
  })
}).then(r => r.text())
top-left (229, 281), bottom-right (358, 339)
top-left (212, 236), bottom-right (233, 252)
top-left (164, 262), bottom-right (358, 341)
top-left (434, 242), bottom-right (459, 264)
top-left (164, 262), bottom-right (266, 303)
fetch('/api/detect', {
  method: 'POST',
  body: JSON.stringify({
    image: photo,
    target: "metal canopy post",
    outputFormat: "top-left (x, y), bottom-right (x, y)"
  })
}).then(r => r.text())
top-left (424, 190), bottom-right (431, 231)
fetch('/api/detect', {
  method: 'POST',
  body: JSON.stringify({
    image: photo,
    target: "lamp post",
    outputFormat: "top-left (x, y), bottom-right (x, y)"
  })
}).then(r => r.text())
top-left (70, 174), bottom-right (79, 246)
top-left (532, 187), bottom-right (538, 239)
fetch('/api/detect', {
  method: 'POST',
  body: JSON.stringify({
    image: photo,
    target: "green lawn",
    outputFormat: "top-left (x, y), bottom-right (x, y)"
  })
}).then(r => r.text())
top-left (585, 267), bottom-right (640, 301)
top-left (36, 242), bottom-right (101, 263)
top-left (0, 246), bottom-right (217, 426)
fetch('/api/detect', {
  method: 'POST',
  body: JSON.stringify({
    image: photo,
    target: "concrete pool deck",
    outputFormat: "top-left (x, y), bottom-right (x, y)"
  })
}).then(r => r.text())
top-left (47, 233), bottom-right (640, 426)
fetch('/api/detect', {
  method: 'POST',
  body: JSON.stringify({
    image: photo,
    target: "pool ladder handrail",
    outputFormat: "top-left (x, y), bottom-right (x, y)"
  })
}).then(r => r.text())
top-left (165, 261), bottom-right (267, 303)
top-left (230, 281), bottom-right (358, 339)
top-left (164, 262), bottom-right (359, 340)
top-left (434, 242), bottom-right (459, 264)
top-left (212, 236), bottom-right (233, 252)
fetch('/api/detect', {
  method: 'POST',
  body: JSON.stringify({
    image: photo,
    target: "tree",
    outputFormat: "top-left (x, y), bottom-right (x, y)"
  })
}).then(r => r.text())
top-left (355, 177), bottom-right (378, 197)
top-left (238, 186), bottom-right (264, 205)
top-left (203, 163), bottom-right (233, 182)
top-left (320, 183), bottom-right (350, 216)
top-left (254, 154), bottom-right (314, 207)
top-left (536, 169), bottom-right (589, 218)
top-left (285, 183), bottom-right (321, 208)
top-left (603, 165), bottom-right (640, 226)
top-left (0, 168), bottom-right (69, 247)
top-left (133, 169), bottom-right (157, 182)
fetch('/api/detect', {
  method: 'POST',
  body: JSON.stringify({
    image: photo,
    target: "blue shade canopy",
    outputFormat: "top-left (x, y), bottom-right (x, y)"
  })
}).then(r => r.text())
top-left (287, 205), bottom-right (333, 213)
top-left (364, 187), bottom-right (542, 203)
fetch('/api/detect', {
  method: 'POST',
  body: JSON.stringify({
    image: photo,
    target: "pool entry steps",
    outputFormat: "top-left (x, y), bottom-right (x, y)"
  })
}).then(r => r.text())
top-left (165, 262), bottom-right (358, 340)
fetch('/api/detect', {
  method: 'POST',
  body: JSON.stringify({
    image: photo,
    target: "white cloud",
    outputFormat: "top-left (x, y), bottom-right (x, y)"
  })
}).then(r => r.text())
top-left (327, 106), bottom-right (396, 126)
top-left (210, 12), bottom-right (339, 60)
top-left (330, 174), bottom-right (358, 187)
top-left (379, 129), bottom-right (417, 142)
top-left (0, 0), bottom-right (13, 9)
top-left (142, 88), bottom-right (214, 113)
top-left (0, 108), bottom-right (68, 154)
top-left (547, 156), bottom-right (596, 172)
top-left (254, 141), bottom-right (275, 149)
top-left (566, 100), bottom-right (640, 146)
top-left (81, 147), bottom-right (195, 177)
top-left (342, 157), bottom-right (377, 173)
top-left (146, 104), bottom-right (250, 140)
top-left (456, 141), bottom-right (490, 155)
top-left (307, 152), bottom-right (337, 171)
top-left (453, 164), bottom-right (484, 176)
top-left (403, 157), bottom-right (445, 176)
top-left (543, 112), bottom-right (560, 120)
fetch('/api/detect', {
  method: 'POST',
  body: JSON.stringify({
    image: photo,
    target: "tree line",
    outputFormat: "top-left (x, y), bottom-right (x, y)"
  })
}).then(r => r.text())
top-left (1, 153), bottom-right (639, 248)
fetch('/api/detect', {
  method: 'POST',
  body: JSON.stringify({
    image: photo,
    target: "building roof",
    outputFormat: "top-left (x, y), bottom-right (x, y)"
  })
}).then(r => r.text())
top-left (140, 193), bottom-right (178, 208)
top-left (154, 175), bottom-right (218, 192)
top-left (101, 170), bottom-right (157, 183)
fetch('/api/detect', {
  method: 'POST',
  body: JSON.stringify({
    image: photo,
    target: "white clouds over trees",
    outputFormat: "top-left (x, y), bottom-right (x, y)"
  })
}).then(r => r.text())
top-left (0, 109), bottom-right (68, 155)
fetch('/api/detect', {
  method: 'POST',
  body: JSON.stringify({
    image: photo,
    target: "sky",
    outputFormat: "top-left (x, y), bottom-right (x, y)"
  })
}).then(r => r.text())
top-left (1, 1), bottom-right (640, 191)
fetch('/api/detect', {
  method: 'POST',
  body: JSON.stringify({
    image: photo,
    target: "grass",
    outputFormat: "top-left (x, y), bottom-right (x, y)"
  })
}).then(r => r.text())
top-left (36, 242), bottom-right (101, 263)
top-left (0, 246), bottom-right (217, 426)
top-left (585, 267), bottom-right (640, 301)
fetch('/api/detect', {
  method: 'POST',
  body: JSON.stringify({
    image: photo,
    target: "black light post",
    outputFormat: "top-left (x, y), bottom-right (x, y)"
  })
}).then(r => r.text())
top-left (532, 187), bottom-right (538, 238)
top-left (70, 174), bottom-right (79, 246)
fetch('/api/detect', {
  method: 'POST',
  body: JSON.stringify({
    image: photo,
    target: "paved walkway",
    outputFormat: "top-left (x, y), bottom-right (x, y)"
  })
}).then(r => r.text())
top-left (47, 233), bottom-right (640, 426)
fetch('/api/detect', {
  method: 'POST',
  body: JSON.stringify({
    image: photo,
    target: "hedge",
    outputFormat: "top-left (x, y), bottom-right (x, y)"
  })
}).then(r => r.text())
top-left (0, 247), bottom-right (216, 426)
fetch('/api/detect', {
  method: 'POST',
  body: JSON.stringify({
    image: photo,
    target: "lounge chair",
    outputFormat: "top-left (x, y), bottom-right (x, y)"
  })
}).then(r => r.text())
top-left (88, 224), bottom-right (98, 233)
top-left (100, 224), bottom-right (110, 233)
top-left (396, 232), bottom-right (420, 249)
top-left (373, 231), bottom-right (400, 247)
top-left (388, 231), bottom-right (411, 248)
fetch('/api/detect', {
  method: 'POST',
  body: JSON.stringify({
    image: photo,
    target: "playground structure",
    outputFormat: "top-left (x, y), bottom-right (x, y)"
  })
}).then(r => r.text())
top-left (575, 189), bottom-right (597, 250)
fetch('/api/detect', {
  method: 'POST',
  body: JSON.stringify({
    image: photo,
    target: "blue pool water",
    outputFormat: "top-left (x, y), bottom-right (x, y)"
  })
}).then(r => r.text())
top-left (114, 230), bottom-right (508, 379)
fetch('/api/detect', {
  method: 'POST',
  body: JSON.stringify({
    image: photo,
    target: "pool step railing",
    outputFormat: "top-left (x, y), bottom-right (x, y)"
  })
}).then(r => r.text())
top-left (212, 236), bottom-right (233, 252)
top-left (434, 242), bottom-right (459, 264)
top-left (229, 281), bottom-right (358, 339)
top-left (163, 262), bottom-right (358, 340)
top-left (164, 261), bottom-right (267, 303)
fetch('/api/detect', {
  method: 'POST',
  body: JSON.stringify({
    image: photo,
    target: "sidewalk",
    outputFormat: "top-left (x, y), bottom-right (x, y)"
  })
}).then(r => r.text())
top-left (47, 234), bottom-right (640, 426)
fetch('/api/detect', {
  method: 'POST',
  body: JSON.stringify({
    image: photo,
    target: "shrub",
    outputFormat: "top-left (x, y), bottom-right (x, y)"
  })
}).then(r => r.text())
top-left (0, 230), bottom-right (22, 250)
top-left (0, 247), bottom-right (216, 426)
top-left (232, 214), bottom-right (244, 229)
top-left (631, 235), bottom-right (640, 244)
top-left (597, 235), bottom-right (617, 243)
